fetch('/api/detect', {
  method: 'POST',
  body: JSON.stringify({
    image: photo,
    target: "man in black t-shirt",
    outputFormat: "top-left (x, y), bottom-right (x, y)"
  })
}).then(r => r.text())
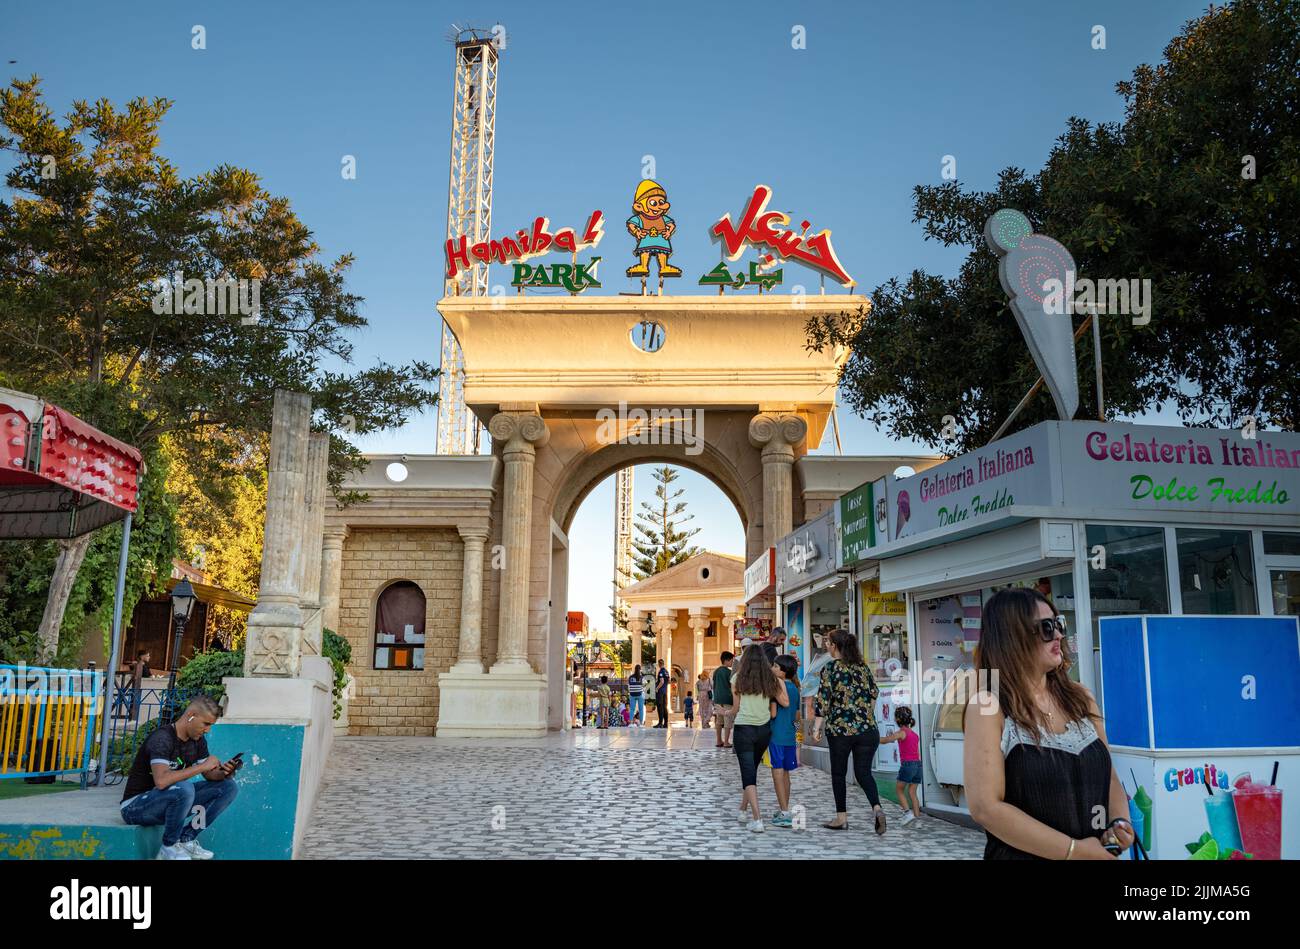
top-left (654, 660), bottom-right (671, 728)
top-left (120, 695), bottom-right (241, 860)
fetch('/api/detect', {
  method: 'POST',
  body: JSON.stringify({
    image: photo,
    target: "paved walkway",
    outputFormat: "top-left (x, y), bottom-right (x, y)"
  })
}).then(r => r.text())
top-left (300, 726), bottom-right (985, 859)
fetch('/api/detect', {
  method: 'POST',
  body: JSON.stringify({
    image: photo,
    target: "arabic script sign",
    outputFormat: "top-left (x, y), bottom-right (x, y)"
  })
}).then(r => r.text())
top-left (698, 261), bottom-right (783, 291)
top-left (711, 185), bottom-right (853, 287)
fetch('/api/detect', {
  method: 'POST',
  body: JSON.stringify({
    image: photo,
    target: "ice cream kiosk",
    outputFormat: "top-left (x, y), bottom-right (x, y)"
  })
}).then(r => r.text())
top-left (840, 419), bottom-right (1300, 841)
top-left (1101, 614), bottom-right (1299, 859)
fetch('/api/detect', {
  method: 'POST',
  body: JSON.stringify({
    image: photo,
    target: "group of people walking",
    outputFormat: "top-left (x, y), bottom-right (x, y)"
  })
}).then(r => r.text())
top-left (709, 587), bottom-right (1140, 861)
top-left (715, 629), bottom-right (916, 834)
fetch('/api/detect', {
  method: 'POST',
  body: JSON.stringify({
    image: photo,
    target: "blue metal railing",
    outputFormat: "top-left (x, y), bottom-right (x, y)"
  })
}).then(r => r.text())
top-left (97, 677), bottom-right (205, 786)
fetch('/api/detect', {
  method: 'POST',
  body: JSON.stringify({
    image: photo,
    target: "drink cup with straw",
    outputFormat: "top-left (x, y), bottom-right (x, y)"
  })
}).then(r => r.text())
top-left (1203, 767), bottom-right (1243, 852)
top-left (1130, 768), bottom-right (1153, 852)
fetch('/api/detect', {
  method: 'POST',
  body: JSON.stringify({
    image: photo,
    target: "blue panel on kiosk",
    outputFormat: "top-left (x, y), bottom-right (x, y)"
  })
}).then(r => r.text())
top-left (1098, 616), bottom-right (1150, 748)
top-left (1146, 615), bottom-right (1300, 749)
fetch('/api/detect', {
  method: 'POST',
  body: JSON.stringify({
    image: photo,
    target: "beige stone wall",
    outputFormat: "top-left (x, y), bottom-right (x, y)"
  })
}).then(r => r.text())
top-left (337, 528), bottom-right (463, 736)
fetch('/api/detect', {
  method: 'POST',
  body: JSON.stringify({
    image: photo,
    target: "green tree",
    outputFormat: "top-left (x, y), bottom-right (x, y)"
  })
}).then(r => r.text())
top-left (631, 466), bottom-right (702, 579)
top-left (807, 0), bottom-right (1300, 453)
top-left (0, 78), bottom-right (438, 660)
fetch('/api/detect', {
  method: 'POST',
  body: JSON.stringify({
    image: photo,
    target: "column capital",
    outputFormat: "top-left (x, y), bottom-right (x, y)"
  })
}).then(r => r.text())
top-left (686, 612), bottom-right (711, 632)
top-left (322, 524), bottom-right (350, 545)
top-left (457, 524), bottom-right (490, 544)
top-left (489, 411), bottom-right (550, 452)
top-left (652, 612), bottom-right (678, 635)
top-left (748, 412), bottom-right (808, 453)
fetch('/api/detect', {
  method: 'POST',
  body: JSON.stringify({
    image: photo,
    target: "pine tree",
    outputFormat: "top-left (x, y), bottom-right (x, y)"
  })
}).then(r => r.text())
top-left (631, 466), bottom-right (702, 579)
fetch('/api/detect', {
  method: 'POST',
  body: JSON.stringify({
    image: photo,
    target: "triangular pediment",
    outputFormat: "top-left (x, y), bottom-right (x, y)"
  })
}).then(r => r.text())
top-left (618, 551), bottom-right (744, 598)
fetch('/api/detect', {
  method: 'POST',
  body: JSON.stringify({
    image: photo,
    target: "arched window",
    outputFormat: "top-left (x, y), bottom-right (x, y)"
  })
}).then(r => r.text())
top-left (374, 581), bottom-right (426, 670)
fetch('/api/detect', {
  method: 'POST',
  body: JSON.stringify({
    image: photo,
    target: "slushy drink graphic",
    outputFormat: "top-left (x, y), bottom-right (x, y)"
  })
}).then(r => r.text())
top-left (1234, 783), bottom-right (1282, 860)
top-left (1126, 796), bottom-right (1146, 860)
top-left (1133, 783), bottom-right (1153, 852)
top-left (1203, 793), bottom-right (1244, 853)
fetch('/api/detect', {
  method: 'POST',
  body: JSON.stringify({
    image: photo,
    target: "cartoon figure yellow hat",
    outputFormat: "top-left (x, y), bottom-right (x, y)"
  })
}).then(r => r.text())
top-left (626, 179), bottom-right (680, 280)
top-left (634, 179), bottom-right (666, 204)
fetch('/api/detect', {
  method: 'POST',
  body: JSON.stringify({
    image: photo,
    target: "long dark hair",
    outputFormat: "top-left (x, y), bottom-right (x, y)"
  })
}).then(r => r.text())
top-left (969, 588), bottom-right (1095, 735)
top-left (774, 654), bottom-right (800, 689)
top-left (733, 645), bottom-right (779, 699)
top-left (829, 628), bottom-right (863, 665)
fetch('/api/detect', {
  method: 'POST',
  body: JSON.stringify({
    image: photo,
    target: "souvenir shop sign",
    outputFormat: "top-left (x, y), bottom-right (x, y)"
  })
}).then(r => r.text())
top-left (745, 547), bottom-right (776, 601)
top-left (711, 184), bottom-right (854, 287)
top-left (840, 477), bottom-right (886, 565)
top-left (445, 211), bottom-right (605, 279)
top-left (510, 257), bottom-right (601, 292)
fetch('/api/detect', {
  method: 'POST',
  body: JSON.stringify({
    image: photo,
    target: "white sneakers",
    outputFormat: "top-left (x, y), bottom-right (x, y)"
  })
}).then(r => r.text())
top-left (736, 809), bottom-right (750, 824)
top-left (748, 819), bottom-right (765, 833)
top-left (181, 839), bottom-right (215, 859)
top-left (157, 839), bottom-right (215, 860)
top-left (900, 812), bottom-right (918, 827)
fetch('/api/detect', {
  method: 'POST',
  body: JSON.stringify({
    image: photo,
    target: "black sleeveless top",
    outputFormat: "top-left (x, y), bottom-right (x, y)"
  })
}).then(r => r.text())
top-left (985, 716), bottom-right (1112, 860)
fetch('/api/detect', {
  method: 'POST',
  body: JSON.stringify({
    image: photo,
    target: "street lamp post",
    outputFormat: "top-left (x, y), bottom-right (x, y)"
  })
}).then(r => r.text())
top-left (166, 579), bottom-right (197, 715)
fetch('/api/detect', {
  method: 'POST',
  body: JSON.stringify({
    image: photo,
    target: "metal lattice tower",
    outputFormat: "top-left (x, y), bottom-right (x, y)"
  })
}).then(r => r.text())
top-left (614, 466), bottom-right (635, 616)
top-left (437, 31), bottom-right (499, 455)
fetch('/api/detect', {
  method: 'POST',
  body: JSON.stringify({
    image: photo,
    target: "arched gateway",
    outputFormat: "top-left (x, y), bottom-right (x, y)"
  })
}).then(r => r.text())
top-left (315, 293), bottom-right (873, 736)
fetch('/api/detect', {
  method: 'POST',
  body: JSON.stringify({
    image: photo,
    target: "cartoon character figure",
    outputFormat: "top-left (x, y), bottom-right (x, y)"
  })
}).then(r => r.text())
top-left (626, 179), bottom-right (681, 279)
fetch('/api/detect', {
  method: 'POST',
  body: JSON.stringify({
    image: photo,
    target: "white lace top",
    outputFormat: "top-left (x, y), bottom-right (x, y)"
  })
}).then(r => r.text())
top-left (1000, 716), bottom-right (1100, 757)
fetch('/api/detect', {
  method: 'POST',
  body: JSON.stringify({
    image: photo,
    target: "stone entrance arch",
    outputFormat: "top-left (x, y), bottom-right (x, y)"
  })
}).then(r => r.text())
top-left (430, 294), bottom-right (863, 737)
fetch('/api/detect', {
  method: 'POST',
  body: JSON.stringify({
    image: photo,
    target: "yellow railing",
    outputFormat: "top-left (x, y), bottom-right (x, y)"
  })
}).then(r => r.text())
top-left (0, 666), bottom-right (102, 779)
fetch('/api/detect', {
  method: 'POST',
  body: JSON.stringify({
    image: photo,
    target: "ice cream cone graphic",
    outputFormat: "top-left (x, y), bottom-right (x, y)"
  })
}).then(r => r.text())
top-left (984, 209), bottom-right (1080, 420)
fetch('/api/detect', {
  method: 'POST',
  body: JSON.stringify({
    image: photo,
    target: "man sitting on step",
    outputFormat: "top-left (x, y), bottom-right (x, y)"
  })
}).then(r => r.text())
top-left (120, 694), bottom-right (241, 860)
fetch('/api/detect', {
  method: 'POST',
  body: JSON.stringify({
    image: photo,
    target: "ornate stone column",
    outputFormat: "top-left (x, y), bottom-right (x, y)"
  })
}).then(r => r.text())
top-left (488, 410), bottom-right (549, 672)
top-left (453, 526), bottom-right (490, 672)
top-left (631, 618), bottom-right (643, 672)
top-left (687, 610), bottom-right (709, 683)
top-left (721, 611), bottom-right (741, 655)
top-left (748, 412), bottom-right (809, 550)
top-left (298, 432), bottom-right (331, 656)
top-left (653, 610), bottom-right (677, 709)
top-left (245, 390), bottom-right (311, 678)
top-left (319, 525), bottom-right (350, 637)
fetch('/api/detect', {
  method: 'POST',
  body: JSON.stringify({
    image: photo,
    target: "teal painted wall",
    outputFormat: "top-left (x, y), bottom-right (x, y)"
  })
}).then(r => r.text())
top-left (200, 722), bottom-right (303, 860)
top-left (0, 722), bottom-right (305, 860)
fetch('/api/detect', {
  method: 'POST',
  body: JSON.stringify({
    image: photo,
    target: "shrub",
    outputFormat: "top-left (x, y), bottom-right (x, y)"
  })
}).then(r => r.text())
top-left (176, 647), bottom-right (245, 702)
top-left (322, 629), bottom-right (351, 721)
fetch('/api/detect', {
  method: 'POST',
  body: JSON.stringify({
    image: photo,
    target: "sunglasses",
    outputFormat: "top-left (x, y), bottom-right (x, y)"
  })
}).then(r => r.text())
top-left (1037, 616), bottom-right (1067, 642)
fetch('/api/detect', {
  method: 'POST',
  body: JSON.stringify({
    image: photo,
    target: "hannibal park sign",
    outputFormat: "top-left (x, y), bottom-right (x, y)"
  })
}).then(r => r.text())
top-left (442, 182), bottom-right (855, 295)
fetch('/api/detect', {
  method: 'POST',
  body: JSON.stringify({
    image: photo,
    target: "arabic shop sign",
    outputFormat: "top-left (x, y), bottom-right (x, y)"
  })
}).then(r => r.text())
top-left (777, 507), bottom-right (839, 594)
top-left (445, 211), bottom-right (605, 280)
top-left (697, 260), bottom-right (783, 291)
top-left (511, 257), bottom-right (602, 292)
top-left (711, 184), bottom-right (854, 287)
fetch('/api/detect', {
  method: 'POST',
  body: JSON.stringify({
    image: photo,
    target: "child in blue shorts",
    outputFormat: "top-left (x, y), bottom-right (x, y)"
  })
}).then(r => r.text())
top-left (769, 655), bottom-right (802, 828)
top-left (880, 706), bottom-right (923, 826)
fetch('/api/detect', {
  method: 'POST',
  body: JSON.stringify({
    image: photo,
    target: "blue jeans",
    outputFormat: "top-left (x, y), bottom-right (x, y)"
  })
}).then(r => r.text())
top-left (629, 693), bottom-right (644, 723)
top-left (121, 779), bottom-right (239, 846)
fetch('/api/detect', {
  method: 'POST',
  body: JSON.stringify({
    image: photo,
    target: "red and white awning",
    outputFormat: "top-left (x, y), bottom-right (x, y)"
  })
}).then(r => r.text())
top-left (0, 386), bottom-right (142, 539)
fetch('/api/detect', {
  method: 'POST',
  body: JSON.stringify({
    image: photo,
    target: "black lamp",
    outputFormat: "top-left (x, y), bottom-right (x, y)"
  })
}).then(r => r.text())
top-left (166, 579), bottom-right (198, 697)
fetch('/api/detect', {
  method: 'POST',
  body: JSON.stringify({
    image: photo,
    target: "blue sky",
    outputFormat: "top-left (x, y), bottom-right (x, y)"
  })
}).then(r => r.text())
top-left (7, 0), bottom-right (1207, 626)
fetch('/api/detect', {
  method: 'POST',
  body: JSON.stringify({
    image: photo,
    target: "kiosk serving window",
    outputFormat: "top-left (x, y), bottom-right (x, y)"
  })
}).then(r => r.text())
top-left (1175, 528), bottom-right (1257, 615)
top-left (1264, 532), bottom-right (1300, 616)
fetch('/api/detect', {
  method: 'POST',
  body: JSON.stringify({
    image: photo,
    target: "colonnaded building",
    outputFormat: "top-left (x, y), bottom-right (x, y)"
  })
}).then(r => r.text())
top-left (261, 295), bottom-right (934, 738)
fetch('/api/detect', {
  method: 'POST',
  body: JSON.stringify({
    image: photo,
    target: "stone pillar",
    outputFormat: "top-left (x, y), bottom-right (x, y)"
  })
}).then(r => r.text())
top-left (687, 610), bottom-right (709, 685)
top-left (245, 390), bottom-right (311, 677)
top-left (488, 410), bottom-right (549, 672)
top-left (319, 525), bottom-right (349, 636)
top-left (748, 412), bottom-right (809, 550)
top-left (631, 623), bottom-right (643, 672)
top-left (298, 433), bottom-right (330, 656)
top-left (453, 526), bottom-right (489, 672)
top-left (722, 612), bottom-right (741, 655)
top-left (653, 610), bottom-right (676, 711)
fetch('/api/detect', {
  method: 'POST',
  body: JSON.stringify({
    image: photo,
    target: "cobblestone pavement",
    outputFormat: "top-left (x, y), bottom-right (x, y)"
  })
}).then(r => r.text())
top-left (300, 725), bottom-right (985, 859)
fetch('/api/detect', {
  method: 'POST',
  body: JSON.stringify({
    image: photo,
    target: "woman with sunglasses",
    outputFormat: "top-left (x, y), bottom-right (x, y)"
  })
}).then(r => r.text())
top-left (964, 588), bottom-right (1135, 859)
